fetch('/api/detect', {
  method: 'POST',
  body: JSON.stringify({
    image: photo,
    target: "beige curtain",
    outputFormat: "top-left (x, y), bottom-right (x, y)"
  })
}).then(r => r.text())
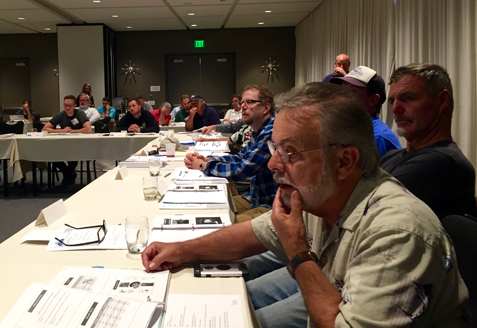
top-left (295, 0), bottom-right (477, 169)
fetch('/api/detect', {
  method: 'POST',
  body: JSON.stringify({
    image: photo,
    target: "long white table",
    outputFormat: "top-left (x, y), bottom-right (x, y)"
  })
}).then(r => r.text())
top-left (0, 149), bottom-right (259, 327)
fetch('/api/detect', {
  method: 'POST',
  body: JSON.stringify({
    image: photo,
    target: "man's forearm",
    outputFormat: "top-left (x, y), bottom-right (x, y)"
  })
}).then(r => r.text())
top-left (295, 261), bottom-right (342, 328)
top-left (185, 117), bottom-right (194, 131)
top-left (181, 221), bottom-right (268, 263)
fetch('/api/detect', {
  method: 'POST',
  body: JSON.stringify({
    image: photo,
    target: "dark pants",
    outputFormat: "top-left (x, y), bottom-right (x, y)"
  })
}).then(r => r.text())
top-left (54, 161), bottom-right (78, 184)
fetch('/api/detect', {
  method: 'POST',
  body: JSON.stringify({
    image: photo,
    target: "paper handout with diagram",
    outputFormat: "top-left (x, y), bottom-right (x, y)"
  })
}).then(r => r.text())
top-left (150, 214), bottom-right (231, 243)
top-left (159, 184), bottom-right (229, 209)
top-left (49, 267), bottom-right (171, 303)
top-left (194, 140), bottom-right (230, 152)
top-left (0, 282), bottom-right (163, 328)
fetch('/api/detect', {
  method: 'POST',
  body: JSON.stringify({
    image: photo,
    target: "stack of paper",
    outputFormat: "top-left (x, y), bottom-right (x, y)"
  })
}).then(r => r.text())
top-left (195, 140), bottom-right (230, 152)
top-left (159, 183), bottom-right (229, 209)
top-left (164, 294), bottom-right (244, 328)
top-left (0, 268), bottom-right (171, 328)
top-left (150, 214), bottom-right (231, 243)
top-left (171, 167), bottom-right (228, 184)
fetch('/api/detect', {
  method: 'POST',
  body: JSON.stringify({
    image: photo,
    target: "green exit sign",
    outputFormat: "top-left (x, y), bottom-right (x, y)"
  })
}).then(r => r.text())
top-left (194, 40), bottom-right (204, 48)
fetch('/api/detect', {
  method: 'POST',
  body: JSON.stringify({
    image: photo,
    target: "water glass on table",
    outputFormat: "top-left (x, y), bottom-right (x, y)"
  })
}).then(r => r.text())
top-left (148, 157), bottom-right (161, 176)
top-left (125, 216), bottom-right (149, 254)
top-left (142, 176), bottom-right (158, 200)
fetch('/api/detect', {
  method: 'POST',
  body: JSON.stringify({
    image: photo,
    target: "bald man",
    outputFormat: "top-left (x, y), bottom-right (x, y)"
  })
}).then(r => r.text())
top-left (322, 53), bottom-right (350, 83)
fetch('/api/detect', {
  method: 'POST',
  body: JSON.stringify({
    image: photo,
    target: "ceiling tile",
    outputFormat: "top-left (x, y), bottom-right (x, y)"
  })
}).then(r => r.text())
top-left (103, 18), bottom-right (186, 31)
top-left (233, 2), bottom-right (320, 15)
top-left (174, 5), bottom-right (231, 17)
top-left (0, 9), bottom-right (70, 23)
top-left (69, 7), bottom-right (176, 22)
top-left (49, 0), bottom-right (167, 9)
top-left (226, 12), bottom-right (308, 28)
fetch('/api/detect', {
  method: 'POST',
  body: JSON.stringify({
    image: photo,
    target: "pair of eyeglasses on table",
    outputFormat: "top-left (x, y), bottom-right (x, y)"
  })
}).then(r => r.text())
top-left (55, 220), bottom-right (107, 246)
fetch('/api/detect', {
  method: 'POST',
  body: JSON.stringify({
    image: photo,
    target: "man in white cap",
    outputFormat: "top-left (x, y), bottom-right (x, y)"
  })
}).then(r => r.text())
top-left (331, 66), bottom-right (401, 157)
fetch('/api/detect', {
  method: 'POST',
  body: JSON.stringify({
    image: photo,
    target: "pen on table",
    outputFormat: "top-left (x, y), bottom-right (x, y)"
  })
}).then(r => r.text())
top-left (164, 173), bottom-right (171, 178)
top-left (157, 194), bottom-right (165, 203)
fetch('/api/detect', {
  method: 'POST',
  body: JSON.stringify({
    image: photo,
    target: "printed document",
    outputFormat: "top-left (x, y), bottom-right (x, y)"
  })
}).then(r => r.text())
top-left (0, 283), bottom-right (163, 328)
top-left (164, 294), bottom-right (244, 328)
top-left (49, 267), bottom-right (171, 303)
top-left (46, 224), bottom-right (127, 251)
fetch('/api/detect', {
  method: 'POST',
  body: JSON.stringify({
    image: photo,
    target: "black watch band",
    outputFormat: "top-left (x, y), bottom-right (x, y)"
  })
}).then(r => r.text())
top-left (286, 251), bottom-right (319, 279)
top-left (199, 161), bottom-right (205, 171)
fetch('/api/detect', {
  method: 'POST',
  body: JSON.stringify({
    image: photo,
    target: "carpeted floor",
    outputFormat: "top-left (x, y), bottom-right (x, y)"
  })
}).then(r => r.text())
top-left (0, 168), bottom-right (103, 243)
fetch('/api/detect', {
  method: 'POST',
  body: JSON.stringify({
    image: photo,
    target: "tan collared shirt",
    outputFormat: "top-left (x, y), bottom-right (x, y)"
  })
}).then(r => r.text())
top-left (252, 169), bottom-right (469, 327)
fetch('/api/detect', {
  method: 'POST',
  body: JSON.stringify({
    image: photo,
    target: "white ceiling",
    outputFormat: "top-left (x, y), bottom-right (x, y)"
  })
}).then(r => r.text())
top-left (0, 0), bottom-right (322, 34)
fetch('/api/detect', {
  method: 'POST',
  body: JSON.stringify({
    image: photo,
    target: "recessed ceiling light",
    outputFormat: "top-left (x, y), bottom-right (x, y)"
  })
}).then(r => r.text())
top-left (191, 24), bottom-right (197, 27)
top-left (188, 12), bottom-right (194, 16)
top-left (112, 15), bottom-right (119, 18)
top-left (45, 27), bottom-right (51, 30)
top-left (93, 0), bottom-right (101, 2)
top-left (18, 17), bottom-right (25, 20)
top-left (265, 10), bottom-right (271, 13)
top-left (258, 22), bottom-right (264, 25)
top-left (126, 26), bottom-right (132, 29)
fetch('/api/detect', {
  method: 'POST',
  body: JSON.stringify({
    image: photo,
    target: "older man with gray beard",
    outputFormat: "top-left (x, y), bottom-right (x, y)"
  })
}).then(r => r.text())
top-left (142, 82), bottom-right (469, 328)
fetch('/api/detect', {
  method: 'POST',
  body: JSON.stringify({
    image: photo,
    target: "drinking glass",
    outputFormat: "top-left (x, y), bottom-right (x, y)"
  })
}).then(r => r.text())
top-left (148, 157), bottom-right (161, 176)
top-left (142, 176), bottom-right (158, 200)
top-left (125, 216), bottom-right (149, 254)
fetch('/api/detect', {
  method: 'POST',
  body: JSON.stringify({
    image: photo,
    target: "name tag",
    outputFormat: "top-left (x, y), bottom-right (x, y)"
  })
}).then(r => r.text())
top-left (71, 118), bottom-right (79, 125)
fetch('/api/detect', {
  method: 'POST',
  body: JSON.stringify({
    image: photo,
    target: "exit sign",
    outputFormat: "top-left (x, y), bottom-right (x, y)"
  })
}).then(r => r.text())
top-left (194, 40), bottom-right (204, 48)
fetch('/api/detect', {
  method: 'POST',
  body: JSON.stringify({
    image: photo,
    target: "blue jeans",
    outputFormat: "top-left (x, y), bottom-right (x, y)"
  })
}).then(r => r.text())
top-left (245, 252), bottom-right (308, 328)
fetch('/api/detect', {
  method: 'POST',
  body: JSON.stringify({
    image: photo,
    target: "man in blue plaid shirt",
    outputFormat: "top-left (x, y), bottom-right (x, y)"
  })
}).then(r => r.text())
top-left (185, 85), bottom-right (278, 222)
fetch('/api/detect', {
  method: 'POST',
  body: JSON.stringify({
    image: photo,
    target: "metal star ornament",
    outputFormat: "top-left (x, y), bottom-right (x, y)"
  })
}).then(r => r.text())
top-left (261, 57), bottom-right (280, 83)
top-left (121, 60), bottom-right (141, 85)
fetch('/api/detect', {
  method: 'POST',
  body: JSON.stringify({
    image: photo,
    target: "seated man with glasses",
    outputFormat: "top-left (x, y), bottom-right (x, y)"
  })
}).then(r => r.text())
top-left (145, 82), bottom-right (469, 328)
top-left (185, 85), bottom-right (278, 222)
top-left (42, 95), bottom-right (92, 185)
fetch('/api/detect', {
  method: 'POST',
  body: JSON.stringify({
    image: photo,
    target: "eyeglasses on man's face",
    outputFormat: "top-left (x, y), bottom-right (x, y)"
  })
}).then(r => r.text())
top-left (241, 99), bottom-right (263, 107)
top-left (267, 140), bottom-right (342, 163)
top-left (55, 220), bottom-right (107, 247)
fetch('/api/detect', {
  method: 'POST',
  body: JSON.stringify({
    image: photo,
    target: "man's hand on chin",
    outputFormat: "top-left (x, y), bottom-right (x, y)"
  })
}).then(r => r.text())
top-left (271, 188), bottom-right (309, 259)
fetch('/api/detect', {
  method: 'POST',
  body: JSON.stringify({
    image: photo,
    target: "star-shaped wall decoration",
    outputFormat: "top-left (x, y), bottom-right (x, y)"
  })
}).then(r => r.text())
top-left (121, 60), bottom-right (141, 85)
top-left (261, 57), bottom-right (280, 83)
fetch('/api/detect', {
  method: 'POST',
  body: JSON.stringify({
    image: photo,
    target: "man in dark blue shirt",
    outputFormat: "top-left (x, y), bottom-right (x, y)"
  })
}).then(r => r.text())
top-left (117, 98), bottom-right (159, 133)
top-left (322, 54), bottom-right (350, 83)
top-left (185, 94), bottom-right (221, 131)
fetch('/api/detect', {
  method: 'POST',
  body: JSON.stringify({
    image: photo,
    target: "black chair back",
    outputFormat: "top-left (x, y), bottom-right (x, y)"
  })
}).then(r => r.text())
top-left (442, 214), bottom-right (477, 326)
top-left (0, 121), bottom-right (24, 134)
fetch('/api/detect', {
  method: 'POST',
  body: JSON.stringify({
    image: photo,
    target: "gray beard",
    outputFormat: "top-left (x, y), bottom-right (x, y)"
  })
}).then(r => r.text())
top-left (396, 127), bottom-right (407, 137)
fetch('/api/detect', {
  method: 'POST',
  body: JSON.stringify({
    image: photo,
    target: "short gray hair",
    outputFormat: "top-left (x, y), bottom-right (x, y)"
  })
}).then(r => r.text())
top-left (389, 63), bottom-right (454, 108)
top-left (79, 93), bottom-right (90, 101)
top-left (275, 82), bottom-right (380, 179)
top-left (161, 102), bottom-right (172, 109)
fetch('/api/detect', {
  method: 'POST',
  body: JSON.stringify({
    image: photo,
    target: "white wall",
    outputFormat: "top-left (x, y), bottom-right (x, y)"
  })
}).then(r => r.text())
top-left (58, 25), bottom-right (105, 109)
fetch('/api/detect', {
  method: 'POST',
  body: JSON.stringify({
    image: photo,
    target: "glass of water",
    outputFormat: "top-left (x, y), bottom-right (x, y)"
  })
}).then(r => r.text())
top-left (149, 157), bottom-right (161, 176)
top-left (125, 216), bottom-right (149, 254)
top-left (142, 176), bottom-right (158, 200)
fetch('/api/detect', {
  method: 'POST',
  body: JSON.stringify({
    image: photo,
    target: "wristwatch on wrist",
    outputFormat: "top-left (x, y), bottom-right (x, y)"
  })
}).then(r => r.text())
top-left (199, 161), bottom-right (206, 171)
top-left (286, 251), bottom-right (319, 279)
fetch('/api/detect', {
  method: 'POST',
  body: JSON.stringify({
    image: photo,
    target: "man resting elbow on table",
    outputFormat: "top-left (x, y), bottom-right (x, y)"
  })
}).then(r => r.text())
top-left (185, 85), bottom-right (278, 223)
top-left (143, 82), bottom-right (469, 328)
